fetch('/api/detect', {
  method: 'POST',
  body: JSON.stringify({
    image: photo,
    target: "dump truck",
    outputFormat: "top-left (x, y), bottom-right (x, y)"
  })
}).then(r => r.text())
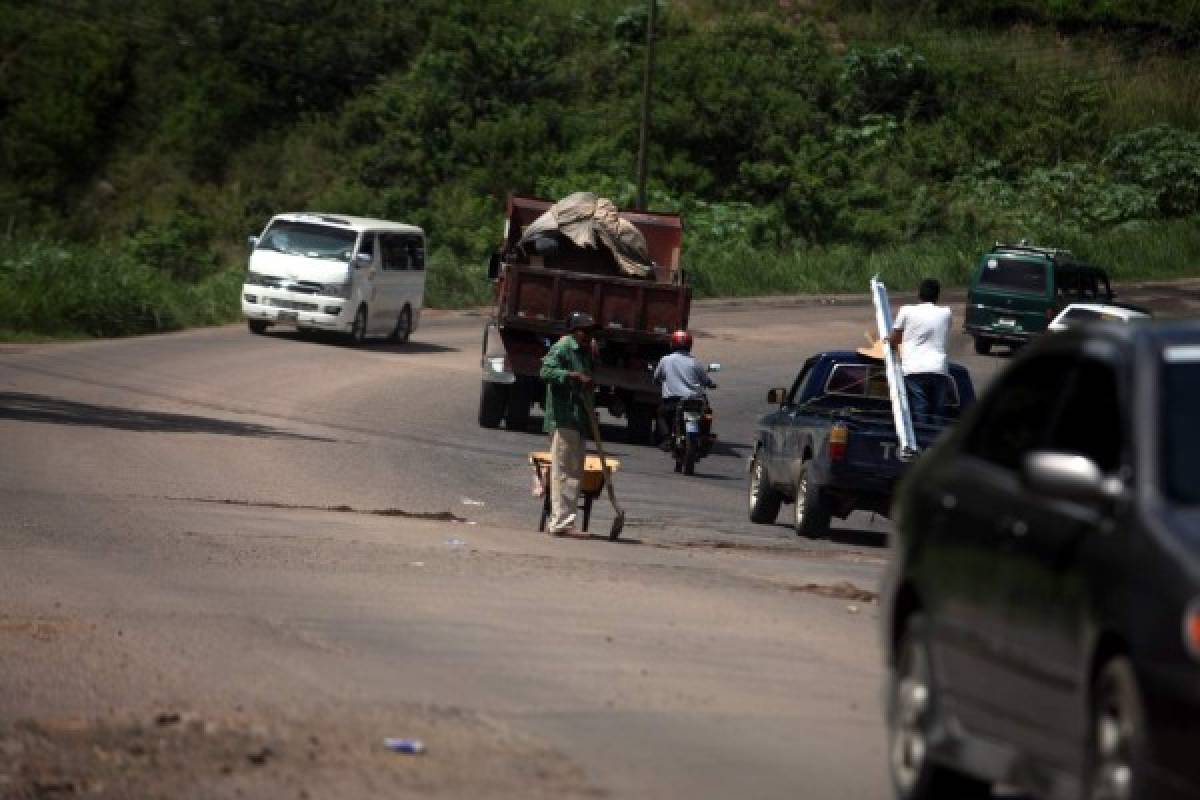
top-left (478, 193), bottom-right (692, 443)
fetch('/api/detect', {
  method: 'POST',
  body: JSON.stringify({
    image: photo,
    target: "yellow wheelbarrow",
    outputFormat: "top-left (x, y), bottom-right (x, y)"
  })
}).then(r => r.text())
top-left (528, 451), bottom-right (621, 535)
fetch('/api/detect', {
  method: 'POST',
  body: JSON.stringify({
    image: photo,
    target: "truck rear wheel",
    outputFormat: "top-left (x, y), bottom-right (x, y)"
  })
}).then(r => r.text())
top-left (794, 462), bottom-right (832, 538)
top-left (748, 450), bottom-right (782, 524)
top-left (626, 403), bottom-right (654, 445)
top-left (478, 382), bottom-right (508, 429)
top-left (505, 380), bottom-right (533, 432)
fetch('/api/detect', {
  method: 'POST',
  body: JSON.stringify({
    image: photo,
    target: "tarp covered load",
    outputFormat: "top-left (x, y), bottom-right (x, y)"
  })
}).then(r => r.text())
top-left (518, 192), bottom-right (655, 279)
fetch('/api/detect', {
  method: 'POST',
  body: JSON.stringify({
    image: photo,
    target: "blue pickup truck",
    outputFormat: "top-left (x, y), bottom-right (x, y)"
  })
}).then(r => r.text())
top-left (748, 351), bottom-right (975, 537)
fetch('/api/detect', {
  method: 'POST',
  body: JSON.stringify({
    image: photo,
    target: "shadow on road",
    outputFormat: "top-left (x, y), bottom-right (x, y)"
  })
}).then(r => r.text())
top-left (267, 331), bottom-right (459, 354)
top-left (0, 392), bottom-right (333, 441)
top-left (828, 527), bottom-right (888, 549)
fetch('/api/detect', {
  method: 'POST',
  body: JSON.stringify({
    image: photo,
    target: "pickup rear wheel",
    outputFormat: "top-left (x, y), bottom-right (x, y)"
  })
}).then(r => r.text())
top-left (626, 403), bottom-right (655, 445)
top-left (748, 450), bottom-right (782, 524)
top-left (794, 462), bottom-right (831, 538)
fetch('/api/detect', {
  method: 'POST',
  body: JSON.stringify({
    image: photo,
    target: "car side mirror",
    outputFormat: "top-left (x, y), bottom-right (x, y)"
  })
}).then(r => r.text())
top-left (708, 363), bottom-right (722, 373)
top-left (1021, 451), bottom-right (1126, 504)
top-left (247, 235), bottom-right (259, 249)
top-left (767, 388), bottom-right (786, 405)
top-left (354, 252), bottom-right (372, 267)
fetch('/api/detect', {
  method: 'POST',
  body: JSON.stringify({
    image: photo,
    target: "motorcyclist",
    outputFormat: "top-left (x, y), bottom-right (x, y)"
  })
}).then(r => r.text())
top-left (653, 330), bottom-right (716, 450)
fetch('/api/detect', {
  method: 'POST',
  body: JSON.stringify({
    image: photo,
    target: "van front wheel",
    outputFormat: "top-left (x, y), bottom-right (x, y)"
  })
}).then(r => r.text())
top-left (349, 305), bottom-right (368, 346)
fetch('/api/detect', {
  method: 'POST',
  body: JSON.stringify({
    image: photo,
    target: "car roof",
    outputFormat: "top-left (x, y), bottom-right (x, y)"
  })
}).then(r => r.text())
top-left (1057, 303), bottom-right (1148, 318)
top-left (272, 212), bottom-right (424, 235)
top-left (1034, 318), bottom-right (1200, 355)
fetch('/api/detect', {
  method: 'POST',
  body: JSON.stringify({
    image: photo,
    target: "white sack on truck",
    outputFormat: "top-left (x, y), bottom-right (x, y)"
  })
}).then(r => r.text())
top-left (518, 192), bottom-right (655, 279)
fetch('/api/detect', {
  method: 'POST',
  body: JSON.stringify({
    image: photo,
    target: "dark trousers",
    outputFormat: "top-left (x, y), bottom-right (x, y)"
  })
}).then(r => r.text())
top-left (657, 397), bottom-right (679, 445)
top-left (905, 373), bottom-right (946, 424)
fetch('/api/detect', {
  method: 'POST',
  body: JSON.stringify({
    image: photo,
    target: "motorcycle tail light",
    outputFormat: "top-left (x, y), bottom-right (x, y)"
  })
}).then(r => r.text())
top-left (830, 423), bottom-right (848, 462)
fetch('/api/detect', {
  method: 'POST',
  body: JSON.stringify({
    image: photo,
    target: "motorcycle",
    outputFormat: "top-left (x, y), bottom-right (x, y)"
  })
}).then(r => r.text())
top-left (666, 363), bottom-right (720, 476)
top-left (669, 395), bottom-right (715, 475)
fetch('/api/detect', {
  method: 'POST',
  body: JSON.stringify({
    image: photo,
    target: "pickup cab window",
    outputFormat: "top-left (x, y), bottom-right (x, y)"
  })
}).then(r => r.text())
top-left (824, 363), bottom-right (960, 408)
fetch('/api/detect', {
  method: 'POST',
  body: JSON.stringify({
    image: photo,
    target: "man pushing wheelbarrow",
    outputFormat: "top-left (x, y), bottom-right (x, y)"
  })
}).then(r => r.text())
top-left (538, 311), bottom-right (625, 538)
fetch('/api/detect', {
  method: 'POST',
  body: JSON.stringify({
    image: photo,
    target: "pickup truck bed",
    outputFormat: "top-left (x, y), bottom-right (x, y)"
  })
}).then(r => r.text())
top-left (749, 351), bottom-right (975, 537)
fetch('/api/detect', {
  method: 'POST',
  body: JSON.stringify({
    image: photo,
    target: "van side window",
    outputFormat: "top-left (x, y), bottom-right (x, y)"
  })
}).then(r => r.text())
top-left (357, 233), bottom-right (375, 262)
top-left (406, 236), bottom-right (425, 271)
top-left (381, 234), bottom-right (409, 271)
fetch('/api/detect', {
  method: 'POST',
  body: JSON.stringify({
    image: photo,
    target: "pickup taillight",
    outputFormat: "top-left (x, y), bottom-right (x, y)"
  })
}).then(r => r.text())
top-left (830, 423), bottom-right (848, 462)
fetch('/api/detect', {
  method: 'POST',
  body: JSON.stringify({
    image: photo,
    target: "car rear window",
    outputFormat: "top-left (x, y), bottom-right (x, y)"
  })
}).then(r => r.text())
top-left (978, 257), bottom-right (1048, 294)
top-left (1162, 347), bottom-right (1200, 504)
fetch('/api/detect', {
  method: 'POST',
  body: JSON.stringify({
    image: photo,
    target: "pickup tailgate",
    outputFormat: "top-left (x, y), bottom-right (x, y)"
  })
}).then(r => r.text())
top-left (834, 411), bottom-right (945, 483)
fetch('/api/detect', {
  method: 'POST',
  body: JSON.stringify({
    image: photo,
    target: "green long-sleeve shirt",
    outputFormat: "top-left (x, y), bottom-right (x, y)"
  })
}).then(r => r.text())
top-left (540, 334), bottom-right (594, 433)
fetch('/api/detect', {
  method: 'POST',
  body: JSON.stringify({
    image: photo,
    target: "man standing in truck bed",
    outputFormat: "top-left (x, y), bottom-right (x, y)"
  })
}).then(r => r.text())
top-left (889, 278), bottom-right (953, 423)
top-left (539, 312), bottom-right (597, 536)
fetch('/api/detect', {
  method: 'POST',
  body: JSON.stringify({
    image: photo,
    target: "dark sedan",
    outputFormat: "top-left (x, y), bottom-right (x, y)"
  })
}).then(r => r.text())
top-left (880, 320), bottom-right (1200, 800)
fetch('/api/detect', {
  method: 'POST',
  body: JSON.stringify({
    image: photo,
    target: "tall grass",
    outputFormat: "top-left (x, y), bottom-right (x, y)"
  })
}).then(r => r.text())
top-left (0, 241), bottom-right (241, 339)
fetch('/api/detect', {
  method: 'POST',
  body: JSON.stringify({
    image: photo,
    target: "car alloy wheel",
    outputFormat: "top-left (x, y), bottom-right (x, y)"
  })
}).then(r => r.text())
top-left (1088, 658), bottom-right (1145, 800)
top-left (890, 633), bottom-right (933, 796)
top-left (888, 616), bottom-right (991, 800)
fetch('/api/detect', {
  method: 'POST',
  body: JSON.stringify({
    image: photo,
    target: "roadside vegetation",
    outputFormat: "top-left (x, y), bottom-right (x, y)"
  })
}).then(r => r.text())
top-left (2, 0), bottom-right (1199, 337)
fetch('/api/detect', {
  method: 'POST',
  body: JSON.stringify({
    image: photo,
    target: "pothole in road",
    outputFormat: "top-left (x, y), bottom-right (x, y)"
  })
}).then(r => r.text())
top-left (786, 581), bottom-right (878, 603)
top-left (168, 496), bottom-right (466, 523)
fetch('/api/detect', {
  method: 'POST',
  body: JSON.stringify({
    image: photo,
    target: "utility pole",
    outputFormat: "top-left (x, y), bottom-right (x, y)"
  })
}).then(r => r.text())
top-left (635, 0), bottom-right (657, 210)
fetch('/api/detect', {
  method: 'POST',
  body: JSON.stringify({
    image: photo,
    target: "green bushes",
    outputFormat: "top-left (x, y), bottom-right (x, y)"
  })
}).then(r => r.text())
top-left (0, 241), bottom-right (240, 339)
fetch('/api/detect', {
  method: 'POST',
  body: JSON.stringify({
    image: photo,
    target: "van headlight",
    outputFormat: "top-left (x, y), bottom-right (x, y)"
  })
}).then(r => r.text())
top-left (322, 282), bottom-right (351, 298)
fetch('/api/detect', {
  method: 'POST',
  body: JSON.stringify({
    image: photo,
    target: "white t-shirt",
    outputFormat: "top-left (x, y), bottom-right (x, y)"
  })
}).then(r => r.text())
top-left (893, 303), bottom-right (952, 376)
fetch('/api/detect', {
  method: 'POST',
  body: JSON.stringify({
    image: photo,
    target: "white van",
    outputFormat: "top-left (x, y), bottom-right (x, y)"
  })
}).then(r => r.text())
top-left (241, 213), bottom-right (426, 344)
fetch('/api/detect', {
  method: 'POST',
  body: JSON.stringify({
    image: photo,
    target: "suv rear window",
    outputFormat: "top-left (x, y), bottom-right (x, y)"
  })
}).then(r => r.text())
top-left (978, 258), bottom-right (1048, 294)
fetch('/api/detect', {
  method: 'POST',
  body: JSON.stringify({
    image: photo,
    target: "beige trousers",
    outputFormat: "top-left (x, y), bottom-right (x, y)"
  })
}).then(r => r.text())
top-left (548, 427), bottom-right (585, 533)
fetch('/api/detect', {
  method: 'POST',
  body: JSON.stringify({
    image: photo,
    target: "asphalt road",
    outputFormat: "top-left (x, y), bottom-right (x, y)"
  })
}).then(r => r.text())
top-left (2, 285), bottom-right (1195, 799)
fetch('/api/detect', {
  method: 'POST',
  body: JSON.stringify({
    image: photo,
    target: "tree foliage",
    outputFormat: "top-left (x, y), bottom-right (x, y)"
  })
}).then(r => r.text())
top-left (0, 0), bottom-right (1198, 331)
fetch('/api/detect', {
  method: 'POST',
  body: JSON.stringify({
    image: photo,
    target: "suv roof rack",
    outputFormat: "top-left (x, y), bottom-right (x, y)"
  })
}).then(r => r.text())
top-left (991, 239), bottom-right (1075, 260)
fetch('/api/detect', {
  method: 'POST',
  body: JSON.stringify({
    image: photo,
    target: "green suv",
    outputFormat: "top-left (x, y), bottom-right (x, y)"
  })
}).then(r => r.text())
top-left (964, 241), bottom-right (1114, 355)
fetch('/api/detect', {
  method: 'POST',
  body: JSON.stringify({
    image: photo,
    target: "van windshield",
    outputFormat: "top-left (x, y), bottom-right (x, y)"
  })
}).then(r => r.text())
top-left (1162, 350), bottom-right (1200, 504)
top-left (258, 221), bottom-right (357, 262)
top-left (979, 258), bottom-right (1048, 294)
